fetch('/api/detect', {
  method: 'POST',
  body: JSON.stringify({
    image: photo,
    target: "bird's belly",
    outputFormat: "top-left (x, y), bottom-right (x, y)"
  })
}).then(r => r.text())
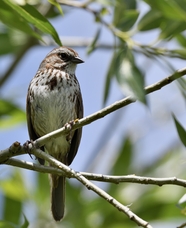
top-left (45, 136), bottom-right (70, 159)
top-left (31, 85), bottom-right (77, 137)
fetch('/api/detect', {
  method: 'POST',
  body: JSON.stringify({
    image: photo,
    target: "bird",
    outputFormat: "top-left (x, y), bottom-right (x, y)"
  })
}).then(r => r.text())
top-left (26, 46), bottom-right (84, 221)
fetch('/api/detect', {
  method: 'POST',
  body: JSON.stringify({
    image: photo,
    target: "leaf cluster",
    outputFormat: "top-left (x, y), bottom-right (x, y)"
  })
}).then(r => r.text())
top-left (1, 0), bottom-right (186, 227)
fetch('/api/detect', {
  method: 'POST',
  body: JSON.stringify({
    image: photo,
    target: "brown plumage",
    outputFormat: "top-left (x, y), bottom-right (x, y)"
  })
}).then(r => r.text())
top-left (26, 47), bottom-right (84, 221)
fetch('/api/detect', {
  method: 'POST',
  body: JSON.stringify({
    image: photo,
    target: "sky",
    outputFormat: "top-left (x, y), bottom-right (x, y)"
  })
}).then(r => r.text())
top-left (1, 0), bottom-right (186, 175)
top-left (1, 1), bottom-right (186, 225)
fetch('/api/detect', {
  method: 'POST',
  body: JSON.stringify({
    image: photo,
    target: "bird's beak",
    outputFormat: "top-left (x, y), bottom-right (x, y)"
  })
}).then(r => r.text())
top-left (72, 56), bottom-right (84, 64)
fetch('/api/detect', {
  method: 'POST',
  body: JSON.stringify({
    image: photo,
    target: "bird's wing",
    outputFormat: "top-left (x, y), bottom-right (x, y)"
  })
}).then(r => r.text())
top-left (67, 90), bottom-right (83, 165)
top-left (26, 90), bottom-right (45, 165)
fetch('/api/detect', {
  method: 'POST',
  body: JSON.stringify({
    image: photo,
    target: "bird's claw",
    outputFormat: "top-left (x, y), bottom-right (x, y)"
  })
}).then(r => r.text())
top-left (64, 120), bottom-right (75, 130)
top-left (23, 140), bottom-right (34, 159)
top-left (65, 120), bottom-right (78, 142)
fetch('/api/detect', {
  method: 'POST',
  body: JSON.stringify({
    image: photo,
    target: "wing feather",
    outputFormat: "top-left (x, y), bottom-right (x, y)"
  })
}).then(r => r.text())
top-left (26, 90), bottom-right (45, 165)
top-left (67, 91), bottom-right (83, 165)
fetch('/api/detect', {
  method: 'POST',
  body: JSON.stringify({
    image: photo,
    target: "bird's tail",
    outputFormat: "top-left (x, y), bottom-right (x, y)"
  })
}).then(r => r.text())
top-left (51, 174), bottom-right (65, 221)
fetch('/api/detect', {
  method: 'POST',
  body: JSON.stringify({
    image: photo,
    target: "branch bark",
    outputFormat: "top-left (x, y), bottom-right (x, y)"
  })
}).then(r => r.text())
top-left (31, 67), bottom-right (186, 149)
top-left (1, 67), bottom-right (186, 227)
top-left (1, 145), bottom-right (152, 228)
top-left (5, 157), bottom-right (186, 188)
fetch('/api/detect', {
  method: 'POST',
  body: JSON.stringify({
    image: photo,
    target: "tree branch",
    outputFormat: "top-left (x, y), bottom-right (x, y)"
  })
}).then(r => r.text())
top-left (30, 67), bottom-right (186, 149)
top-left (1, 67), bottom-right (186, 227)
top-left (4, 157), bottom-right (186, 188)
top-left (58, 0), bottom-right (128, 41)
top-left (1, 145), bottom-right (152, 228)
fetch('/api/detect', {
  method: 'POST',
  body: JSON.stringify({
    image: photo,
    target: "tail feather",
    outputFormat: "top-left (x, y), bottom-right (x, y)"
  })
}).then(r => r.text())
top-left (51, 175), bottom-right (65, 221)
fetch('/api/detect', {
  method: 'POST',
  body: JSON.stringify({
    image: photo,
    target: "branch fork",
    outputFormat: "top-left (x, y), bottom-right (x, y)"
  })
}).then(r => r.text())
top-left (1, 67), bottom-right (186, 227)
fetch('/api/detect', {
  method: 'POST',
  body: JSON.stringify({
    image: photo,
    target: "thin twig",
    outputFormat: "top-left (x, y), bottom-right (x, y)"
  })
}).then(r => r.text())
top-left (28, 147), bottom-right (153, 227)
top-left (4, 158), bottom-right (186, 188)
top-left (58, 0), bottom-right (129, 41)
top-left (1, 145), bottom-right (152, 227)
top-left (0, 141), bottom-right (24, 163)
top-left (1, 67), bottom-right (186, 228)
top-left (1, 67), bottom-right (186, 161)
top-left (30, 67), bottom-right (186, 149)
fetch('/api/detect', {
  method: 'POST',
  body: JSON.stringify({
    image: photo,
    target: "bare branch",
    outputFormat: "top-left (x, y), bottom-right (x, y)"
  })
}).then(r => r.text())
top-left (0, 144), bottom-right (152, 227)
top-left (5, 157), bottom-right (65, 175)
top-left (5, 158), bottom-right (186, 188)
top-left (58, 0), bottom-right (124, 40)
top-left (1, 67), bottom-right (186, 228)
top-left (0, 141), bottom-right (25, 163)
top-left (31, 67), bottom-right (186, 149)
top-left (1, 67), bottom-right (186, 161)
top-left (81, 172), bottom-right (186, 187)
top-left (7, 146), bottom-right (152, 228)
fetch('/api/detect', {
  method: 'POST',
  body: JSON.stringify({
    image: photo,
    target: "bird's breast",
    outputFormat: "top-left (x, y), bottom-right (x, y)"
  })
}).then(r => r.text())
top-left (29, 69), bottom-right (80, 137)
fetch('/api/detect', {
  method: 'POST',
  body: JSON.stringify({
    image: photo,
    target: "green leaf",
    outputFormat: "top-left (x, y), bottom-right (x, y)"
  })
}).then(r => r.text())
top-left (0, 170), bottom-right (28, 201)
top-left (20, 215), bottom-right (29, 228)
top-left (0, 221), bottom-right (18, 228)
top-left (100, 7), bottom-right (110, 16)
top-left (159, 20), bottom-right (186, 40)
top-left (175, 78), bottom-right (186, 102)
top-left (144, 0), bottom-right (186, 21)
top-left (35, 172), bottom-right (50, 203)
top-left (0, 171), bottom-right (28, 224)
top-left (176, 34), bottom-right (186, 48)
top-left (115, 10), bottom-right (139, 31)
top-left (48, 0), bottom-right (63, 16)
top-left (111, 136), bottom-right (133, 176)
top-left (138, 9), bottom-right (163, 31)
top-left (96, 0), bottom-right (114, 6)
top-left (104, 47), bottom-right (146, 104)
top-left (115, 48), bottom-right (146, 104)
top-left (122, 0), bottom-right (137, 9)
top-left (113, 0), bottom-right (139, 30)
top-left (103, 50), bottom-right (117, 104)
top-left (0, 29), bottom-right (29, 55)
top-left (0, 32), bottom-right (16, 55)
top-left (87, 28), bottom-right (101, 55)
top-left (33, 172), bottom-right (50, 219)
top-left (3, 197), bottom-right (22, 224)
top-left (171, 49), bottom-right (186, 59)
top-left (0, 1), bottom-right (42, 41)
top-left (3, 0), bottom-right (62, 45)
top-left (0, 99), bottom-right (26, 128)
top-left (172, 115), bottom-right (186, 147)
top-left (142, 0), bottom-right (186, 38)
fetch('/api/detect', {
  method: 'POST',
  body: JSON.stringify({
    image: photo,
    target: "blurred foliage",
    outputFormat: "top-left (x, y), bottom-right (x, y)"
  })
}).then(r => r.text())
top-left (173, 115), bottom-right (186, 147)
top-left (0, 99), bottom-right (26, 128)
top-left (0, 170), bottom-right (29, 228)
top-left (0, 139), bottom-right (186, 228)
top-left (104, 46), bottom-right (146, 104)
top-left (1, 0), bottom-right (186, 227)
top-left (0, 0), bottom-right (61, 45)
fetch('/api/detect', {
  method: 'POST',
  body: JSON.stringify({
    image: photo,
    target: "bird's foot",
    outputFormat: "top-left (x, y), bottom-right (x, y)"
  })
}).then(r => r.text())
top-left (64, 120), bottom-right (75, 130)
top-left (64, 120), bottom-right (77, 142)
top-left (23, 140), bottom-right (34, 159)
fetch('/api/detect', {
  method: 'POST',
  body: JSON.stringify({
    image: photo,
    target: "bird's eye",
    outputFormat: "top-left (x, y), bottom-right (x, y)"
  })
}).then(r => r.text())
top-left (59, 53), bottom-right (69, 61)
